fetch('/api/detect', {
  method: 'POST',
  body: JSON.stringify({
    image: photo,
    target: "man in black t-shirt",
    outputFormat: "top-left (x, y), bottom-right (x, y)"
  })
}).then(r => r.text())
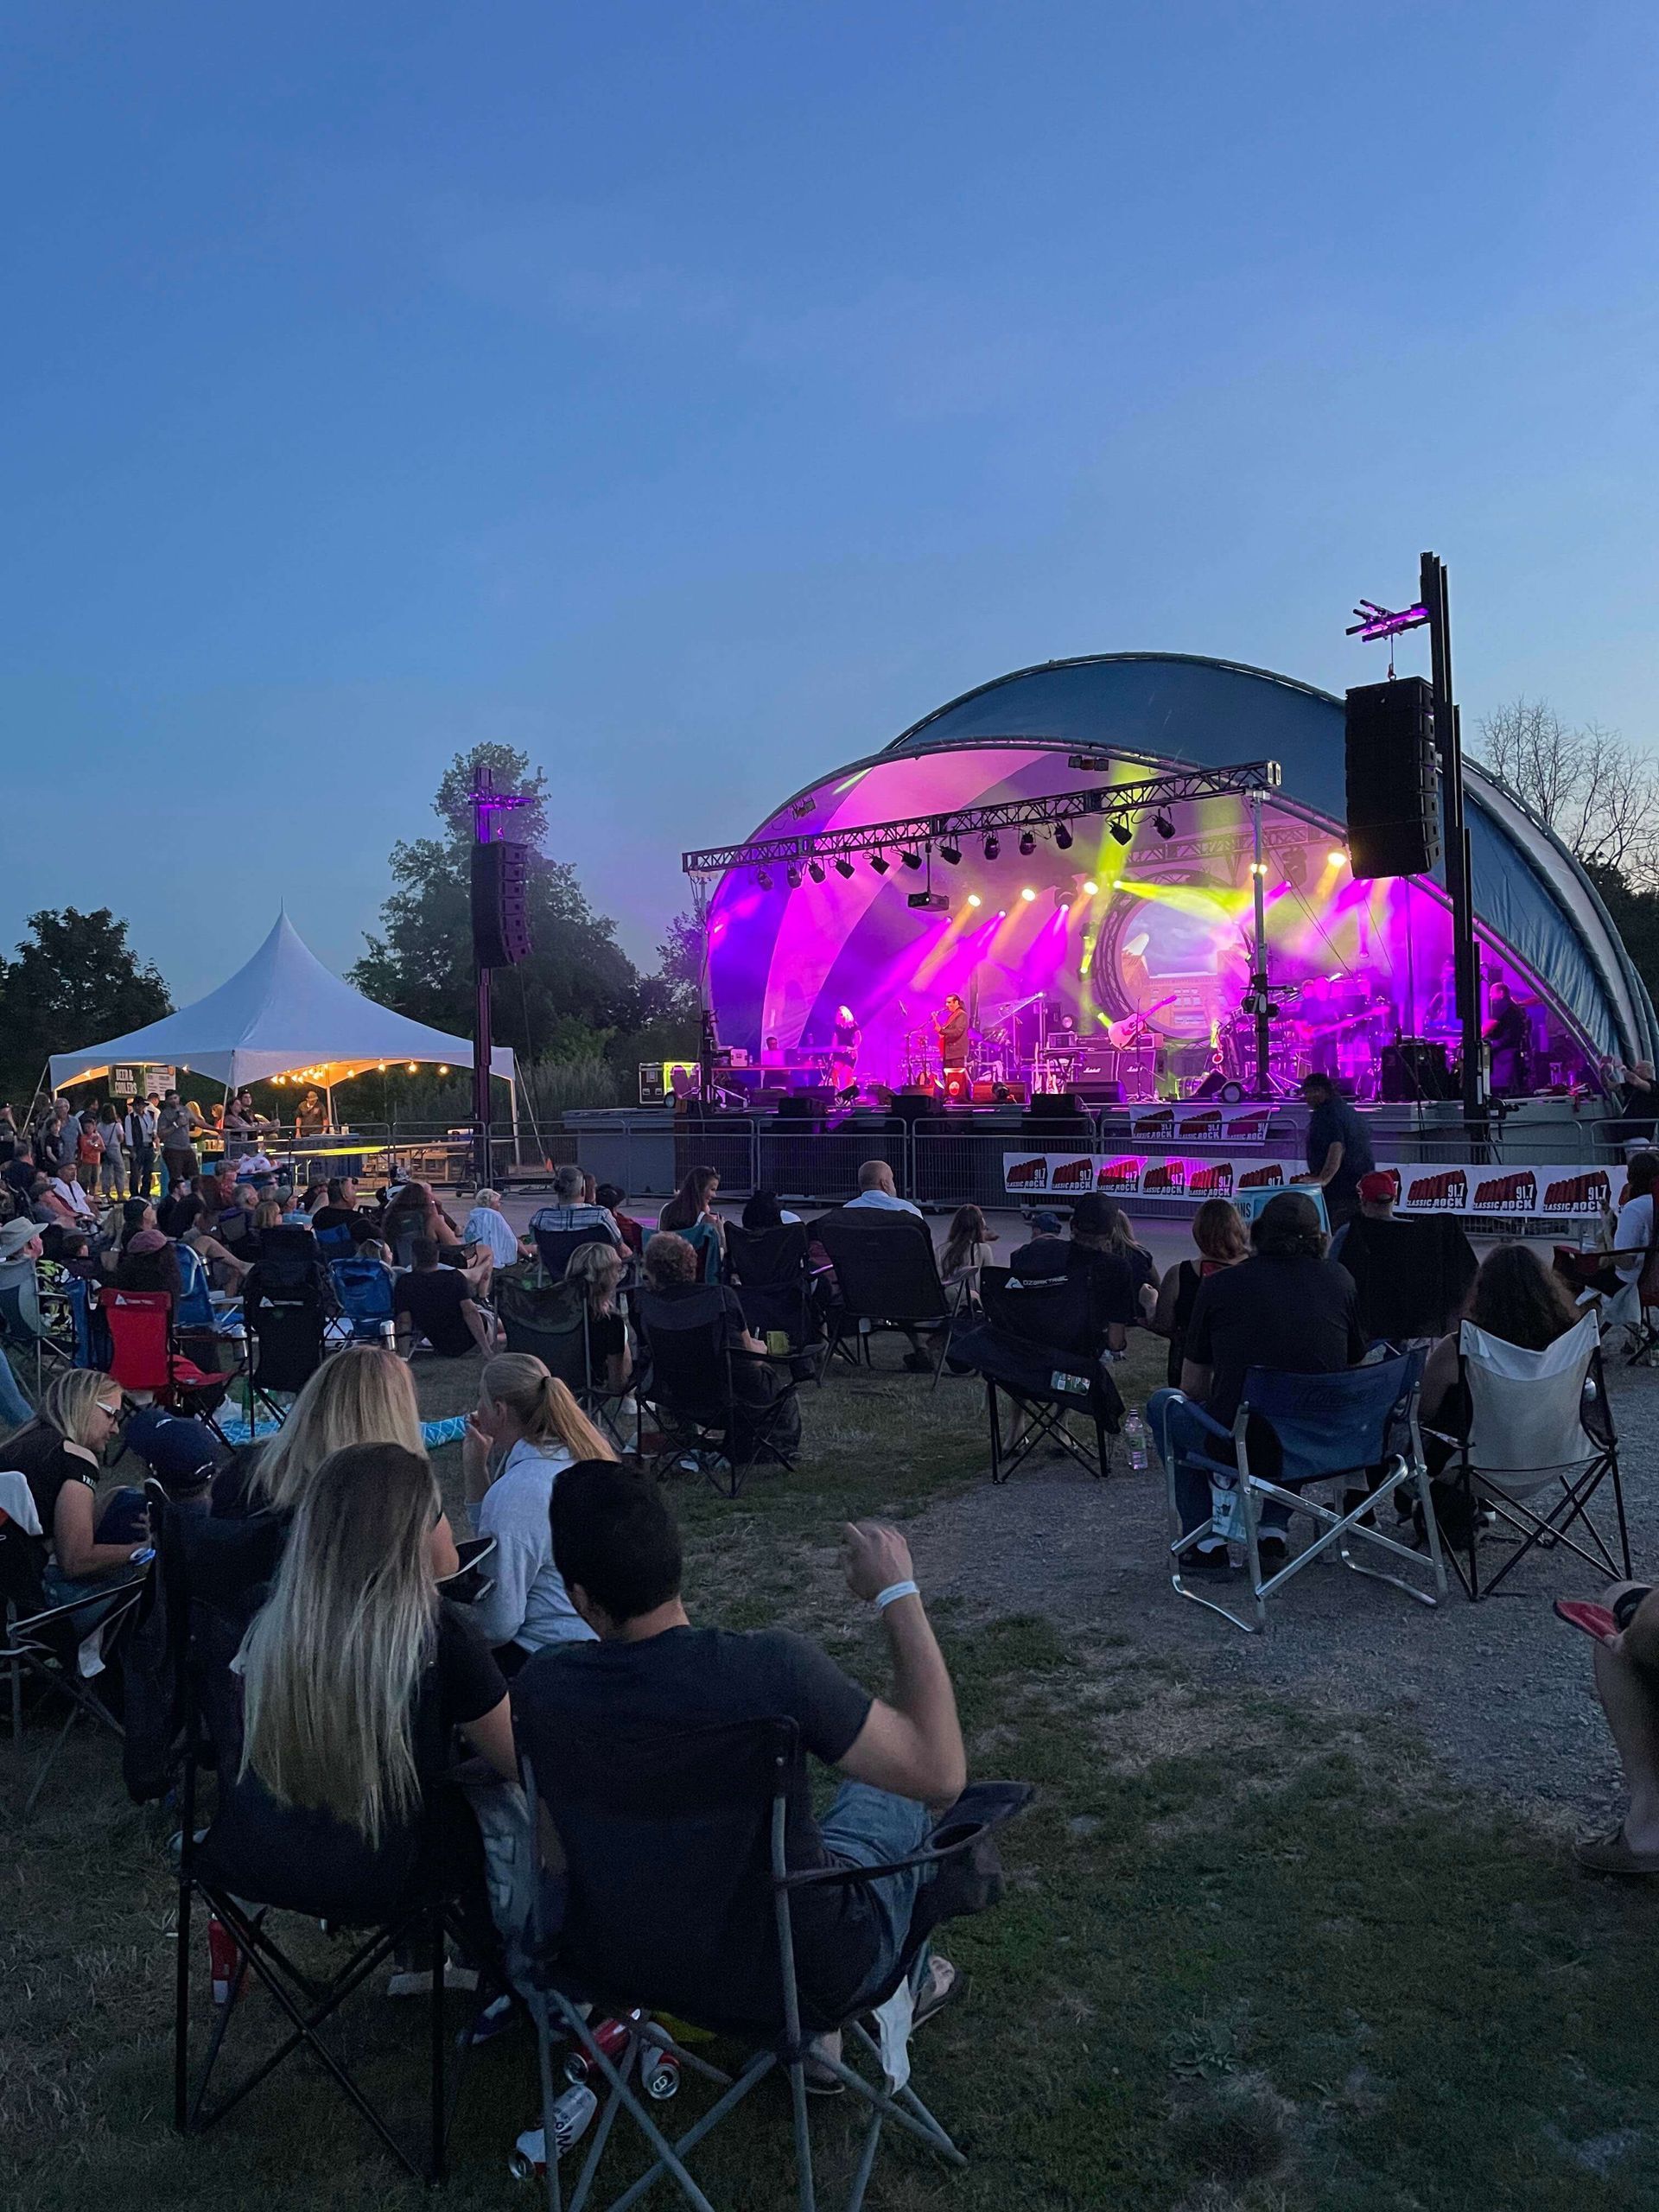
top-left (394, 1236), bottom-right (493, 1358)
top-left (1300, 1072), bottom-right (1375, 1227)
top-left (312, 1175), bottom-right (378, 1247)
top-left (1150, 1191), bottom-right (1364, 1573)
top-left (515, 1464), bottom-right (966, 2048)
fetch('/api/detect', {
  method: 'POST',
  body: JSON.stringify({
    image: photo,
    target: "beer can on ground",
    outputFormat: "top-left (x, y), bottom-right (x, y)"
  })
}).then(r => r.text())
top-left (507, 2086), bottom-right (598, 2179)
top-left (563, 2014), bottom-right (632, 2085)
top-left (207, 1915), bottom-right (239, 2008)
top-left (641, 2044), bottom-right (682, 2101)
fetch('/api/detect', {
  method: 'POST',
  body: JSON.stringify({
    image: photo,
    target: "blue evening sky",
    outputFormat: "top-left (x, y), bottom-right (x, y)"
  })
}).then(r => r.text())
top-left (3, 2), bottom-right (1654, 999)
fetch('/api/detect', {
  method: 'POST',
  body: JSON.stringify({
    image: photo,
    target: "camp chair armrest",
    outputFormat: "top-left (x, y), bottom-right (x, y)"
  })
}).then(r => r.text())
top-left (1154, 1389), bottom-right (1232, 1445)
top-left (776, 1781), bottom-right (1033, 1891)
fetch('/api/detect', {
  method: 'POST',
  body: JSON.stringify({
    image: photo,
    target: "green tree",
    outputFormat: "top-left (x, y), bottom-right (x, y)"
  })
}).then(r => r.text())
top-left (1585, 861), bottom-right (1659, 1029)
top-left (351, 744), bottom-right (646, 1060)
top-left (652, 910), bottom-right (705, 1020)
top-left (0, 907), bottom-right (172, 1103)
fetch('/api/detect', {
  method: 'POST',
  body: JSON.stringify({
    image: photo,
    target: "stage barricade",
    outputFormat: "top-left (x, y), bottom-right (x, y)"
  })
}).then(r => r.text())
top-left (755, 1124), bottom-right (900, 1205)
top-left (671, 1119), bottom-right (760, 1199)
top-left (912, 1125), bottom-right (1095, 1211)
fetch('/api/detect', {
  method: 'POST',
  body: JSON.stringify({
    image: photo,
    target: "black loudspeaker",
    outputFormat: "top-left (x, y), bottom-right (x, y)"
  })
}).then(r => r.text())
top-left (1380, 1039), bottom-right (1453, 1102)
top-left (1345, 677), bottom-right (1440, 880)
top-left (470, 841), bottom-right (532, 968)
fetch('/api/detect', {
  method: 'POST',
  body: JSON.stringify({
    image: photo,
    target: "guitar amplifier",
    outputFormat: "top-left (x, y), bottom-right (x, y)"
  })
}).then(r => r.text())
top-left (1380, 1039), bottom-right (1453, 1102)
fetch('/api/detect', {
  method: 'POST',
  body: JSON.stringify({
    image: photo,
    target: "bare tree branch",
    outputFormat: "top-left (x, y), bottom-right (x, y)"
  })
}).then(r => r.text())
top-left (1473, 698), bottom-right (1659, 891)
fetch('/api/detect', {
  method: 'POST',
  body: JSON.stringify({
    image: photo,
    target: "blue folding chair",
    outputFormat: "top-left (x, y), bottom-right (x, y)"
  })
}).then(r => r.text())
top-left (65, 1275), bottom-right (110, 1369)
top-left (314, 1224), bottom-right (354, 1262)
top-left (174, 1242), bottom-right (218, 1333)
top-left (1154, 1353), bottom-right (1447, 1633)
top-left (330, 1255), bottom-right (397, 1345)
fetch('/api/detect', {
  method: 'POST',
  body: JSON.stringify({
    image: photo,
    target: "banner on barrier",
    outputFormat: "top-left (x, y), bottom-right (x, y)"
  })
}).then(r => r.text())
top-left (1001, 1153), bottom-right (1614, 1221)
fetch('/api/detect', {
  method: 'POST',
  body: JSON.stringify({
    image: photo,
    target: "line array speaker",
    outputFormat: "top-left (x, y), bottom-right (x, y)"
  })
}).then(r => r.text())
top-left (1344, 677), bottom-right (1440, 880)
top-left (470, 840), bottom-right (532, 968)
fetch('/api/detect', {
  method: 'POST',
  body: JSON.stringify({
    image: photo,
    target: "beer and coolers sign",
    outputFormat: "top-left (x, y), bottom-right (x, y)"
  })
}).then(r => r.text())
top-left (1003, 1109), bottom-right (1612, 1223)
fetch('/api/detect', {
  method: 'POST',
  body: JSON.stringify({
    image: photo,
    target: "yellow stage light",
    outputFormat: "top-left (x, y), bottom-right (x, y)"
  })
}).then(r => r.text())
top-left (1328, 850), bottom-right (1346, 868)
top-left (1083, 880), bottom-right (1099, 895)
top-left (967, 894), bottom-right (982, 909)
top-left (1020, 887), bottom-right (1036, 902)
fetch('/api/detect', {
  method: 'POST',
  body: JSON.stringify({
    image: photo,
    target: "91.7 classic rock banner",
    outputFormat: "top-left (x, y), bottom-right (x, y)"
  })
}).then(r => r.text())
top-left (1002, 1154), bottom-right (1613, 1221)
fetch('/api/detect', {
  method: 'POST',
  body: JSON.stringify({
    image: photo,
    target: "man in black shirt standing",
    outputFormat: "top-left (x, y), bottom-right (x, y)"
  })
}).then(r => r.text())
top-left (1149, 1191), bottom-right (1364, 1573)
top-left (515, 1464), bottom-right (966, 2055)
top-left (1300, 1071), bottom-right (1375, 1229)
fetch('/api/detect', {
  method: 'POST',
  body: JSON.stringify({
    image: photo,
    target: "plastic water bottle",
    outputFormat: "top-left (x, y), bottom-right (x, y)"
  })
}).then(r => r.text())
top-left (508, 2085), bottom-right (598, 2179)
top-left (1123, 1408), bottom-right (1149, 1472)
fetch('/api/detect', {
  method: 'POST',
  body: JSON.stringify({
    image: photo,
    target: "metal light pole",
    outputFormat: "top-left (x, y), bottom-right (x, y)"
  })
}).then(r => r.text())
top-left (1421, 552), bottom-right (1485, 1131)
top-left (469, 766), bottom-right (532, 1189)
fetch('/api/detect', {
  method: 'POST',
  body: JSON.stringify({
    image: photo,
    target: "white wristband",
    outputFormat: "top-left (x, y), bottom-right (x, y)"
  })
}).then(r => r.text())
top-left (874, 1579), bottom-right (919, 1611)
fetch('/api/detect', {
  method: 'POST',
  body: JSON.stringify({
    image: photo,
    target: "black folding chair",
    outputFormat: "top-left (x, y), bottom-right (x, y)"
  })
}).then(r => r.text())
top-left (635, 1288), bottom-right (798, 1497)
top-left (812, 1211), bottom-right (963, 1385)
top-left (242, 1228), bottom-right (332, 1419)
top-left (959, 1266), bottom-right (1123, 1484)
top-left (725, 1224), bottom-right (827, 1380)
top-left (516, 1714), bottom-right (1032, 2212)
top-left (0, 1484), bottom-right (145, 1814)
top-left (164, 1501), bottom-right (479, 2183)
top-left (532, 1224), bottom-right (618, 1280)
top-left (498, 1273), bottom-right (591, 1386)
top-left (1338, 1215), bottom-right (1478, 1344)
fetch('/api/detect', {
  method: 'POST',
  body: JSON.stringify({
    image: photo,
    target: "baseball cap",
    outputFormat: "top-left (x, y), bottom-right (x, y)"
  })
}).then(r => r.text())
top-left (123, 1406), bottom-right (218, 1486)
top-left (1031, 1211), bottom-right (1064, 1235)
top-left (1357, 1171), bottom-right (1396, 1203)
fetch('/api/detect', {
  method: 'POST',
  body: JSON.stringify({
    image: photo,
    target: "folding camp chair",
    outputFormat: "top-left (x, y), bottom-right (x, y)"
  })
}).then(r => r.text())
top-left (515, 1715), bottom-right (1031, 2212)
top-left (0, 1471), bottom-right (145, 1813)
top-left (314, 1223), bottom-right (356, 1262)
top-left (958, 1266), bottom-right (1123, 1483)
top-left (726, 1223), bottom-right (828, 1380)
top-left (812, 1211), bottom-right (963, 1385)
top-left (635, 1287), bottom-right (798, 1496)
top-left (101, 1287), bottom-right (234, 1440)
top-left (1154, 1353), bottom-right (1448, 1634)
top-left (1433, 1313), bottom-right (1630, 1599)
top-left (164, 1502), bottom-right (479, 2183)
top-left (0, 1250), bottom-right (69, 1401)
top-left (330, 1255), bottom-right (399, 1345)
top-left (1337, 1215), bottom-right (1477, 1345)
top-left (65, 1273), bottom-right (109, 1368)
top-left (242, 1230), bottom-right (332, 1418)
top-left (531, 1224), bottom-right (617, 1281)
top-left (498, 1272), bottom-right (592, 1386)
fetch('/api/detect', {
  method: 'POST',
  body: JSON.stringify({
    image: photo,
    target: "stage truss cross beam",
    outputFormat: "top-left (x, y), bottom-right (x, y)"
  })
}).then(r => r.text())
top-left (681, 760), bottom-right (1282, 878)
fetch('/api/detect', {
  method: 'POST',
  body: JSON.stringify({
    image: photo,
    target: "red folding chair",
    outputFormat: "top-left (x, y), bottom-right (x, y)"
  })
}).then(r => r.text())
top-left (99, 1288), bottom-right (232, 1439)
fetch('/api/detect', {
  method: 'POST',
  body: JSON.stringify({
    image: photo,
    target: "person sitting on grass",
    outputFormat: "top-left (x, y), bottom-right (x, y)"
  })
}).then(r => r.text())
top-left (461, 1187), bottom-right (531, 1299)
top-left (1152, 1197), bottom-right (1249, 1385)
top-left (1575, 1582), bottom-right (1659, 1877)
top-left (1150, 1190), bottom-right (1363, 1577)
top-left (219, 1441), bottom-right (516, 1986)
top-left (210, 1343), bottom-right (461, 1573)
top-left (461, 1353), bottom-right (614, 1668)
top-left (512, 1463), bottom-right (965, 2086)
top-left (565, 1238), bottom-right (632, 1392)
top-left (395, 1236), bottom-right (494, 1361)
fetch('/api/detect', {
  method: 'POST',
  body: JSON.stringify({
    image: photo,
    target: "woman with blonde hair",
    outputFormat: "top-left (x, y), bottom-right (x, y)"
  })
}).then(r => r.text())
top-left (462, 1351), bottom-right (615, 1666)
top-left (3, 1369), bottom-right (147, 1604)
top-left (219, 1440), bottom-right (513, 1941)
top-left (212, 1345), bottom-right (461, 1574)
top-left (564, 1239), bottom-right (631, 1391)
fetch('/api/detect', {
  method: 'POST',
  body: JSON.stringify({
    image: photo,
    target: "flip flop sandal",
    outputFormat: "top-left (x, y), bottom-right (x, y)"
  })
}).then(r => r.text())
top-left (912, 1956), bottom-right (965, 2031)
top-left (1573, 1827), bottom-right (1659, 1877)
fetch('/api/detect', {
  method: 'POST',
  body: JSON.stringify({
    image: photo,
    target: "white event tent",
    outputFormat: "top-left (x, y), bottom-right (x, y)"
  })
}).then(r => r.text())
top-left (49, 914), bottom-right (517, 1109)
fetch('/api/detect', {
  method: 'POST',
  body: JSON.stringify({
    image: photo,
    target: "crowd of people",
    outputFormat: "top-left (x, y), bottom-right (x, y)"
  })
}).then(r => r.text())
top-left (7, 1130), bottom-right (1658, 2169)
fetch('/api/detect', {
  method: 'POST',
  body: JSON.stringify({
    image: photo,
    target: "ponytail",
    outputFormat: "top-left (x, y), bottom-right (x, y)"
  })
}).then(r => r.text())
top-left (480, 1353), bottom-right (617, 1462)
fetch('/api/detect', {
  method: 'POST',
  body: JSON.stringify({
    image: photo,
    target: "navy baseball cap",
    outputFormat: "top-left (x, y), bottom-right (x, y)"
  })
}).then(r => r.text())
top-left (123, 1406), bottom-right (218, 1486)
top-left (1031, 1210), bottom-right (1065, 1235)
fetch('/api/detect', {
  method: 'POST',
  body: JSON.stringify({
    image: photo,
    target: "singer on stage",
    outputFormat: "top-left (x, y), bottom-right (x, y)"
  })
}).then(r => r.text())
top-left (830, 1004), bottom-right (861, 1092)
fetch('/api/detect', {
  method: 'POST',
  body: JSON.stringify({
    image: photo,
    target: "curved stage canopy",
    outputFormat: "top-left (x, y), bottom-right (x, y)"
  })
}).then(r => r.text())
top-left (50, 912), bottom-right (516, 1094)
top-left (706, 654), bottom-right (1657, 1092)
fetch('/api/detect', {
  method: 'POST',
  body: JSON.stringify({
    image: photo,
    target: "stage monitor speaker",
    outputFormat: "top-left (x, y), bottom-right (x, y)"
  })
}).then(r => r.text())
top-left (1380, 1039), bottom-right (1454, 1103)
top-left (470, 840), bottom-right (532, 968)
top-left (1345, 677), bottom-right (1440, 880)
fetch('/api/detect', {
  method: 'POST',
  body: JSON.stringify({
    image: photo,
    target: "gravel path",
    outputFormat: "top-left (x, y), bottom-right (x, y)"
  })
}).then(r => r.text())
top-left (912, 1357), bottom-right (1659, 1839)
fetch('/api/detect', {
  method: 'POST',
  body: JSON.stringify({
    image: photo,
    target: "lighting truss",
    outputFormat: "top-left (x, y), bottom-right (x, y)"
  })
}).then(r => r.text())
top-left (682, 759), bottom-right (1281, 878)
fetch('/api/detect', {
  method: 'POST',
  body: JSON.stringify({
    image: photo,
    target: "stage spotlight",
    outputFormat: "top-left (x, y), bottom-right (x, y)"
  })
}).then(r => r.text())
top-left (940, 842), bottom-right (962, 866)
top-left (967, 893), bottom-right (982, 908)
top-left (1083, 878), bottom-right (1099, 895)
top-left (1328, 849), bottom-right (1347, 868)
top-left (983, 834), bottom-right (1000, 861)
top-left (870, 852), bottom-right (889, 874)
top-left (809, 859), bottom-right (825, 884)
top-left (1054, 823), bottom-right (1073, 850)
top-left (900, 849), bottom-right (923, 870)
top-left (995, 909), bottom-right (1007, 919)
top-left (1020, 886), bottom-right (1037, 902)
top-left (835, 856), bottom-right (855, 879)
top-left (1154, 810), bottom-right (1175, 840)
top-left (786, 864), bottom-right (802, 888)
top-left (1109, 818), bottom-right (1133, 847)
top-left (1018, 830), bottom-right (1036, 856)
top-left (756, 868), bottom-right (772, 889)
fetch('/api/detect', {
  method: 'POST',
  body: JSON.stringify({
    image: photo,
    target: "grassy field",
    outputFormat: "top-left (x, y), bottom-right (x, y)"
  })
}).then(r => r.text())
top-left (8, 1342), bottom-right (1659, 2211)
